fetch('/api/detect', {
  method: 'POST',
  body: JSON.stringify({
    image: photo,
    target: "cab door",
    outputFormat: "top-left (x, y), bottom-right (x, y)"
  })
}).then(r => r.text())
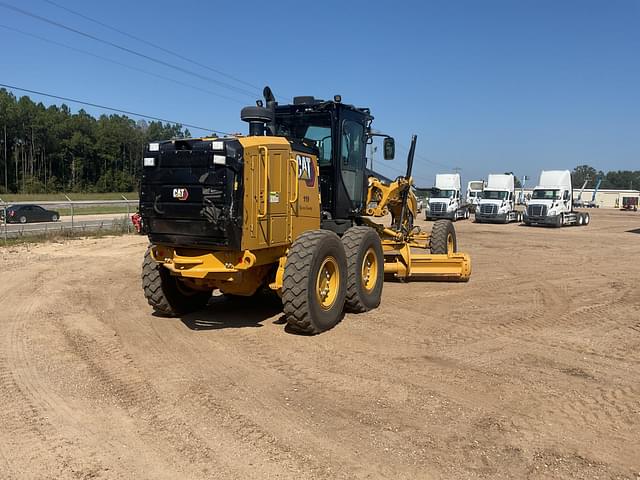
top-left (337, 112), bottom-right (367, 214)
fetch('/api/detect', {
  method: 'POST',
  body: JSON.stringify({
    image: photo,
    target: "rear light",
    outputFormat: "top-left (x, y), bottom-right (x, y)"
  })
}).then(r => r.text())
top-left (9, 210), bottom-right (15, 217)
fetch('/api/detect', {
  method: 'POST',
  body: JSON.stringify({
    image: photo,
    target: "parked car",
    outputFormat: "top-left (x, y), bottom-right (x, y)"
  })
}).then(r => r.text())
top-left (2, 204), bottom-right (60, 223)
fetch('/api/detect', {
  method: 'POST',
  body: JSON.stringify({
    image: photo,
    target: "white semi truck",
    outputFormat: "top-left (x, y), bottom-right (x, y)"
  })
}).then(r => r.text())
top-left (474, 173), bottom-right (522, 223)
top-left (466, 180), bottom-right (485, 213)
top-left (523, 170), bottom-right (590, 227)
top-left (425, 173), bottom-right (470, 221)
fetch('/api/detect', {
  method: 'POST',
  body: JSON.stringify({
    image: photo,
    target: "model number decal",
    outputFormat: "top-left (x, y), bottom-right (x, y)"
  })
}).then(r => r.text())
top-left (296, 155), bottom-right (316, 187)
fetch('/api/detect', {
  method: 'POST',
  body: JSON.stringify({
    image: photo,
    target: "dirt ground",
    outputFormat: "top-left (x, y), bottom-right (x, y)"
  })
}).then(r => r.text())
top-left (1, 209), bottom-right (639, 479)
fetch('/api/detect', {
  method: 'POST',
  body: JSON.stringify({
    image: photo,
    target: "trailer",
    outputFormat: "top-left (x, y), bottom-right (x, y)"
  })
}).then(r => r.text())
top-left (621, 196), bottom-right (639, 212)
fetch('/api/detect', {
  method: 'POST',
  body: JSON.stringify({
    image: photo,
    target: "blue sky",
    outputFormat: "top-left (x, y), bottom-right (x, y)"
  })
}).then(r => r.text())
top-left (0, 0), bottom-right (638, 187)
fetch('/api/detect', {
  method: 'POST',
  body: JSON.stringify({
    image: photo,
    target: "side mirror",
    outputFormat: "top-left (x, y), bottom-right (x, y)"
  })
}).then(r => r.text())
top-left (383, 137), bottom-right (395, 160)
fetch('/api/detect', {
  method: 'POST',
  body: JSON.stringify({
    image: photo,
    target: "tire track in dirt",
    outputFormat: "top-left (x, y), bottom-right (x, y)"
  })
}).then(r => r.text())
top-left (52, 295), bottom-right (296, 479)
top-left (144, 311), bottom-right (428, 479)
top-left (63, 274), bottom-right (346, 479)
top-left (0, 268), bottom-right (108, 479)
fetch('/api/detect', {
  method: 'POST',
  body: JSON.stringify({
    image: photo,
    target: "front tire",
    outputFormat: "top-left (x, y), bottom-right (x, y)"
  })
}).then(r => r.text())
top-left (430, 220), bottom-right (457, 254)
top-left (554, 214), bottom-right (563, 228)
top-left (342, 226), bottom-right (384, 313)
top-left (282, 230), bottom-right (348, 334)
top-left (51, 214), bottom-right (58, 222)
top-left (142, 248), bottom-right (211, 316)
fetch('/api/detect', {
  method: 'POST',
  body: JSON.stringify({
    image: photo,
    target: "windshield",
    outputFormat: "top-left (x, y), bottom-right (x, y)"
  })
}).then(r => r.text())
top-left (532, 189), bottom-right (560, 200)
top-left (275, 112), bottom-right (332, 165)
top-left (482, 190), bottom-right (509, 200)
top-left (432, 189), bottom-right (455, 199)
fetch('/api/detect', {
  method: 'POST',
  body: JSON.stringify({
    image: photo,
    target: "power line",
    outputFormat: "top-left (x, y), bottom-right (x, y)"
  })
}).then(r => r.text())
top-left (42, 0), bottom-right (264, 95)
top-left (0, 1), bottom-right (259, 99)
top-left (0, 83), bottom-right (229, 134)
top-left (395, 142), bottom-right (453, 170)
top-left (0, 23), bottom-right (245, 105)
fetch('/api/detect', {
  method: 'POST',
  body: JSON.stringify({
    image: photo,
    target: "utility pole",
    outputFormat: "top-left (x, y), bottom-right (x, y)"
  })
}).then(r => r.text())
top-left (3, 124), bottom-right (6, 193)
top-left (369, 144), bottom-right (377, 171)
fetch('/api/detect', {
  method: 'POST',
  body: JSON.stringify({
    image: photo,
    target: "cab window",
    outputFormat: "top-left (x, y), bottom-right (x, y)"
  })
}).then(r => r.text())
top-left (340, 120), bottom-right (365, 203)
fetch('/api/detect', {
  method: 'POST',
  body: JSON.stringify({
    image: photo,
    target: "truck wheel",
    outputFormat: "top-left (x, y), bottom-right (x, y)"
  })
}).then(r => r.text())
top-left (577, 213), bottom-right (584, 226)
top-left (554, 214), bottom-right (563, 228)
top-left (282, 230), bottom-right (347, 334)
top-left (430, 220), bottom-right (457, 254)
top-left (142, 247), bottom-right (211, 316)
top-left (341, 226), bottom-right (384, 313)
top-left (583, 212), bottom-right (590, 225)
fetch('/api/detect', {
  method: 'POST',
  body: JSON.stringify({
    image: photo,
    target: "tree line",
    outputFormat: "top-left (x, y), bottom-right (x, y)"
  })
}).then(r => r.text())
top-left (0, 88), bottom-right (191, 194)
top-left (571, 165), bottom-right (639, 191)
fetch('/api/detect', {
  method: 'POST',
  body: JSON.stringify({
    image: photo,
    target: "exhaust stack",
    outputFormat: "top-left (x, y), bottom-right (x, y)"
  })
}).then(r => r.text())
top-left (240, 86), bottom-right (277, 136)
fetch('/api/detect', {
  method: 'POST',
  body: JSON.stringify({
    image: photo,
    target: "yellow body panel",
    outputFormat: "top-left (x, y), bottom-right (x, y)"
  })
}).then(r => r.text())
top-left (238, 136), bottom-right (320, 251)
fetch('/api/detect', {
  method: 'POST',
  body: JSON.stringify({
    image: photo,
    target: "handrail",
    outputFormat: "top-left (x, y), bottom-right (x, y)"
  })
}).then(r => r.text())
top-left (257, 146), bottom-right (269, 219)
top-left (289, 158), bottom-right (299, 204)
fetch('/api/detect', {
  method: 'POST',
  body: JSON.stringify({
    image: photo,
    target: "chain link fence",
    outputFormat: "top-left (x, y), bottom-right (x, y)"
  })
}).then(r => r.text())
top-left (0, 196), bottom-right (139, 244)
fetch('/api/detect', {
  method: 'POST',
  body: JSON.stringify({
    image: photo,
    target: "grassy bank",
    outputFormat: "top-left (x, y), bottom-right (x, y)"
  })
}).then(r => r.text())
top-left (57, 206), bottom-right (132, 216)
top-left (0, 192), bottom-right (139, 202)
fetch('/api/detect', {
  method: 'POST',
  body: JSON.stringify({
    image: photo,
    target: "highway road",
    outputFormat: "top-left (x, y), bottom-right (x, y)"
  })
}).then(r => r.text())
top-left (1, 213), bottom-right (133, 237)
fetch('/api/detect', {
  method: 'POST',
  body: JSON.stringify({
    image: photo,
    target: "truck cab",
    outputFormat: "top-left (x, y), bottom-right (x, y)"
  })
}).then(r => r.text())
top-left (466, 180), bottom-right (485, 213)
top-left (524, 170), bottom-right (590, 227)
top-left (475, 174), bottom-right (521, 223)
top-left (426, 173), bottom-right (469, 221)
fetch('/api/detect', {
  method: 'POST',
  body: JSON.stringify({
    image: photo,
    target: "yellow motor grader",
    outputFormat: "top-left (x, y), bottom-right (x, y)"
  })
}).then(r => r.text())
top-left (140, 87), bottom-right (471, 333)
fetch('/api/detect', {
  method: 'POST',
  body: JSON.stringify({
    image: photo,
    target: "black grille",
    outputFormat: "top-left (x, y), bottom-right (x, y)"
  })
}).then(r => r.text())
top-left (527, 204), bottom-right (547, 217)
top-left (140, 138), bottom-right (244, 249)
top-left (431, 202), bottom-right (447, 214)
top-left (480, 204), bottom-right (497, 215)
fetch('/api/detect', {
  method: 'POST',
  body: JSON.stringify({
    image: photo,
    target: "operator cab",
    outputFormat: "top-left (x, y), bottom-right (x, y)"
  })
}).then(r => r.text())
top-left (241, 87), bottom-right (395, 233)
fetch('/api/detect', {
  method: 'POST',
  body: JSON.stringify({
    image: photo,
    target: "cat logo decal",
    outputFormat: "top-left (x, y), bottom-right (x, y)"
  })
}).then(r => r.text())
top-left (172, 188), bottom-right (189, 201)
top-left (296, 155), bottom-right (316, 187)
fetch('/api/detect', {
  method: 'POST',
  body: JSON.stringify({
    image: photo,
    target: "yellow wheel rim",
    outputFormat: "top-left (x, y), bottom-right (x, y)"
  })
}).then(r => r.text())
top-left (316, 256), bottom-right (340, 310)
top-left (447, 233), bottom-right (454, 255)
top-left (361, 247), bottom-right (378, 293)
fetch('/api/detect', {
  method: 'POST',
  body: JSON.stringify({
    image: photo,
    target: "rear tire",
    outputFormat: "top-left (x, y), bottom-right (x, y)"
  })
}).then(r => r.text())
top-left (430, 220), bottom-right (457, 254)
top-left (142, 247), bottom-right (211, 316)
top-left (19, 216), bottom-right (27, 224)
top-left (341, 226), bottom-right (384, 313)
top-left (577, 213), bottom-right (584, 226)
top-left (282, 230), bottom-right (347, 334)
top-left (583, 212), bottom-right (590, 225)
